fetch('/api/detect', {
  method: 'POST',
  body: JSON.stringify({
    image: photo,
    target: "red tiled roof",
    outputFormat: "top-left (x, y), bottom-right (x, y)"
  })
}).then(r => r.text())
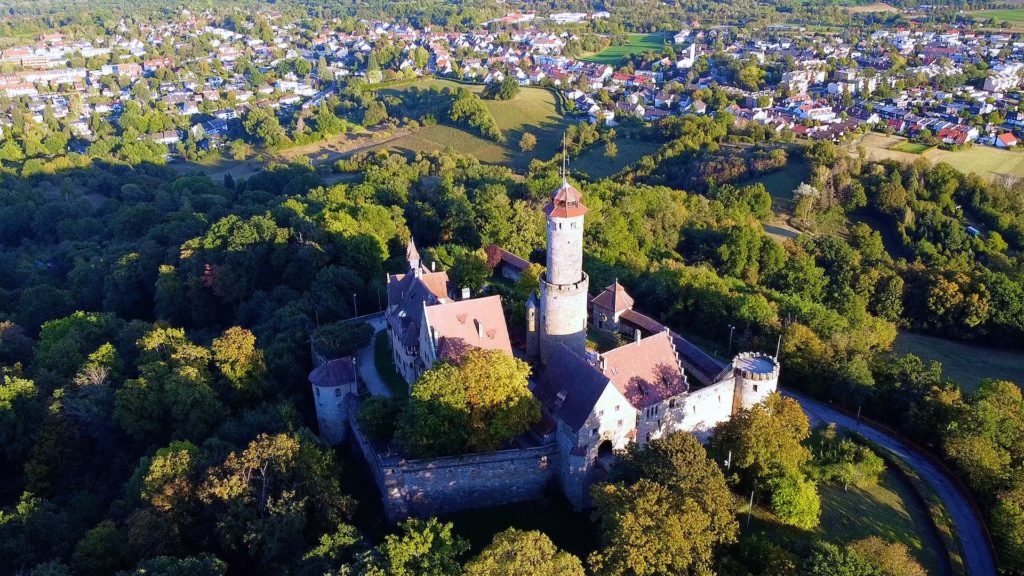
top-left (592, 281), bottom-right (634, 315)
top-left (545, 181), bottom-right (588, 218)
top-left (999, 132), bottom-right (1018, 145)
top-left (424, 295), bottom-right (513, 356)
top-left (599, 332), bottom-right (687, 409)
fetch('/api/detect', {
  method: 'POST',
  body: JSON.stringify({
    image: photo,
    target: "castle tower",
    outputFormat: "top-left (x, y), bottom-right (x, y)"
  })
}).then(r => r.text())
top-left (309, 357), bottom-right (359, 444)
top-left (537, 180), bottom-right (589, 364)
top-left (731, 352), bottom-right (781, 413)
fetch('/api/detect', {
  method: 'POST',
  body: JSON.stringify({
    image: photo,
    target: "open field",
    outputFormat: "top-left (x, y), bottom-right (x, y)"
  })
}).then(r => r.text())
top-left (582, 33), bottom-right (667, 65)
top-left (854, 132), bottom-right (1024, 181)
top-left (573, 137), bottom-right (660, 179)
top-left (844, 2), bottom-right (899, 13)
top-left (891, 141), bottom-right (932, 154)
top-left (368, 78), bottom-right (569, 170)
top-left (970, 8), bottom-right (1024, 23)
top-left (893, 332), bottom-right (1024, 391)
top-left (746, 159), bottom-right (811, 210)
top-left (743, 469), bottom-right (944, 575)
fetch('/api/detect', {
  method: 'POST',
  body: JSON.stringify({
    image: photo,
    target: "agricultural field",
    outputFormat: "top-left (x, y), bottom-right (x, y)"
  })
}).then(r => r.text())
top-left (854, 132), bottom-right (1024, 181)
top-left (843, 2), bottom-right (899, 13)
top-left (572, 137), bottom-right (661, 179)
top-left (893, 332), bottom-right (1024, 391)
top-left (582, 33), bottom-right (668, 65)
top-left (366, 78), bottom-right (570, 170)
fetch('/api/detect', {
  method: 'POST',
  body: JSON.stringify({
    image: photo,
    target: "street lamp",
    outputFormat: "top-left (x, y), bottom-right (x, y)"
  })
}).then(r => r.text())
top-left (727, 324), bottom-right (735, 356)
top-left (352, 293), bottom-right (358, 318)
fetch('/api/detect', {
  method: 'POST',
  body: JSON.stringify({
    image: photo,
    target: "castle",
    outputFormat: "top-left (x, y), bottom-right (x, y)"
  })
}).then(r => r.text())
top-left (526, 177), bottom-right (780, 506)
top-left (314, 176), bottom-right (780, 513)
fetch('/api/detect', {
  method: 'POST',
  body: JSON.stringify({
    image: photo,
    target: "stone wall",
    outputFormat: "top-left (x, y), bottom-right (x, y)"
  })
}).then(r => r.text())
top-left (347, 397), bottom-right (559, 522)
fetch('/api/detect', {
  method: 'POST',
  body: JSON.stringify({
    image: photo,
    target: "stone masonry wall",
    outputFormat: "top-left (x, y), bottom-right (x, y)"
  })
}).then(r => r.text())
top-left (347, 397), bottom-right (558, 522)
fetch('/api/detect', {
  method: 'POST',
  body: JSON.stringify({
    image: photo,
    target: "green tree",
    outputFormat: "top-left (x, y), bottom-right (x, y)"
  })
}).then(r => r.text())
top-left (360, 518), bottom-right (468, 576)
top-left (801, 542), bottom-right (882, 576)
top-left (449, 250), bottom-right (491, 295)
top-left (768, 472), bottom-right (821, 529)
top-left (72, 521), bottom-right (126, 576)
top-left (849, 537), bottom-right (927, 576)
top-left (397, 350), bottom-right (539, 456)
top-left (710, 393), bottom-right (812, 482)
top-left (464, 528), bottom-right (584, 576)
top-left (200, 432), bottom-right (353, 566)
top-left (116, 555), bottom-right (226, 576)
top-left (588, 479), bottom-right (724, 576)
top-left (520, 132), bottom-right (537, 152)
top-left (211, 327), bottom-right (267, 400)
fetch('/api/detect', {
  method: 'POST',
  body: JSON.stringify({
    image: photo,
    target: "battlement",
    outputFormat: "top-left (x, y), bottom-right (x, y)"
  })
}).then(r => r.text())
top-left (540, 271), bottom-right (588, 292)
top-left (732, 352), bottom-right (780, 380)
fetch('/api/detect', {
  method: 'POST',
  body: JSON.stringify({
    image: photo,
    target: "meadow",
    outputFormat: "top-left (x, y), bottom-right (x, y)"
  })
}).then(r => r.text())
top-left (854, 132), bottom-right (1024, 181)
top-left (743, 467), bottom-right (944, 575)
top-left (582, 33), bottom-right (668, 65)
top-left (573, 137), bottom-right (661, 179)
top-left (893, 332), bottom-right (1024, 391)
top-left (368, 78), bottom-right (570, 170)
top-left (970, 8), bottom-right (1024, 23)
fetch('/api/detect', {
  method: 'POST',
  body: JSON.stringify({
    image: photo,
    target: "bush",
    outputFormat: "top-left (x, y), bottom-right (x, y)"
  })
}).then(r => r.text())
top-left (312, 321), bottom-right (374, 360)
top-left (357, 396), bottom-right (405, 442)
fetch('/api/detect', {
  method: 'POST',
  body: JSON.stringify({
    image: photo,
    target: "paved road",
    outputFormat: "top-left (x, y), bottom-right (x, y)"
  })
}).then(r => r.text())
top-left (356, 315), bottom-right (394, 398)
top-left (785, 391), bottom-right (996, 576)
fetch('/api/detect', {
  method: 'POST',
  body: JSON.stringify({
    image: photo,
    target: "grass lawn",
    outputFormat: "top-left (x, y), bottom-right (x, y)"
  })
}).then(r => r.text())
top-left (373, 332), bottom-right (407, 396)
top-left (745, 158), bottom-right (811, 212)
top-left (573, 137), bottom-right (661, 179)
top-left (373, 78), bottom-right (569, 171)
top-left (742, 470), bottom-right (943, 575)
top-left (891, 141), bottom-right (932, 154)
top-left (854, 132), bottom-right (1024, 181)
top-left (582, 33), bottom-right (668, 65)
top-left (893, 332), bottom-right (1024, 391)
top-left (970, 8), bottom-right (1024, 23)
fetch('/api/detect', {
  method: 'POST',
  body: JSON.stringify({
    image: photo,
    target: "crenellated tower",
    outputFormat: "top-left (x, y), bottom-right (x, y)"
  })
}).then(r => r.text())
top-left (533, 178), bottom-right (589, 364)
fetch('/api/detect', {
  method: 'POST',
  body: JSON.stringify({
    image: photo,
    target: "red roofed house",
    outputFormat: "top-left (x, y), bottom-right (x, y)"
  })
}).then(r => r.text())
top-left (997, 132), bottom-right (1019, 148)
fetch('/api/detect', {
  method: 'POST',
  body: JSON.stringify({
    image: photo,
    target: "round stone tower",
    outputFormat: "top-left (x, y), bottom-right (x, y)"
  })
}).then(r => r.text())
top-left (731, 352), bottom-right (781, 412)
top-left (538, 180), bottom-right (589, 364)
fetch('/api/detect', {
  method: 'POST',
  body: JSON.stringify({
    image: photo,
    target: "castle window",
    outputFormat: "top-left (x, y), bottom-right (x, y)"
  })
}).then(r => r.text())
top-left (617, 419), bottom-right (623, 427)
top-left (591, 427), bottom-right (598, 437)
top-left (669, 399), bottom-right (676, 408)
top-left (615, 405), bottom-right (620, 411)
top-left (334, 388), bottom-right (342, 397)
top-left (753, 385), bottom-right (759, 393)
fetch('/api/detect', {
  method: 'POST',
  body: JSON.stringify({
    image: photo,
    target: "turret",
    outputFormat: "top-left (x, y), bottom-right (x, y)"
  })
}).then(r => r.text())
top-left (525, 292), bottom-right (539, 358)
top-left (407, 238), bottom-right (422, 276)
top-left (731, 352), bottom-right (780, 412)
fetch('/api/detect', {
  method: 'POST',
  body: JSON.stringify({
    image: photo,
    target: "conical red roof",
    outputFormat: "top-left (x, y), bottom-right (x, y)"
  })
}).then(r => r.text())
top-left (545, 180), bottom-right (588, 218)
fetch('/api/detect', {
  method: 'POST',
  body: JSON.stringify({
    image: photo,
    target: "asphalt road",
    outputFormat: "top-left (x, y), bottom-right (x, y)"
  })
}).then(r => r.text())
top-left (784, 390), bottom-right (997, 576)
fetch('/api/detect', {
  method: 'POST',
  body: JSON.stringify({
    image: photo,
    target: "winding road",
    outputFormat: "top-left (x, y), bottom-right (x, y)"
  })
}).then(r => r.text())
top-left (785, 390), bottom-right (997, 576)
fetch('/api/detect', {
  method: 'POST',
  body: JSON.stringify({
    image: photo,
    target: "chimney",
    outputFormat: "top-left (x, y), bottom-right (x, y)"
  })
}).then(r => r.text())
top-left (431, 261), bottom-right (436, 271)
top-left (476, 319), bottom-right (484, 339)
top-left (634, 329), bottom-right (642, 344)
top-left (599, 355), bottom-right (607, 371)
top-left (461, 286), bottom-right (471, 300)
